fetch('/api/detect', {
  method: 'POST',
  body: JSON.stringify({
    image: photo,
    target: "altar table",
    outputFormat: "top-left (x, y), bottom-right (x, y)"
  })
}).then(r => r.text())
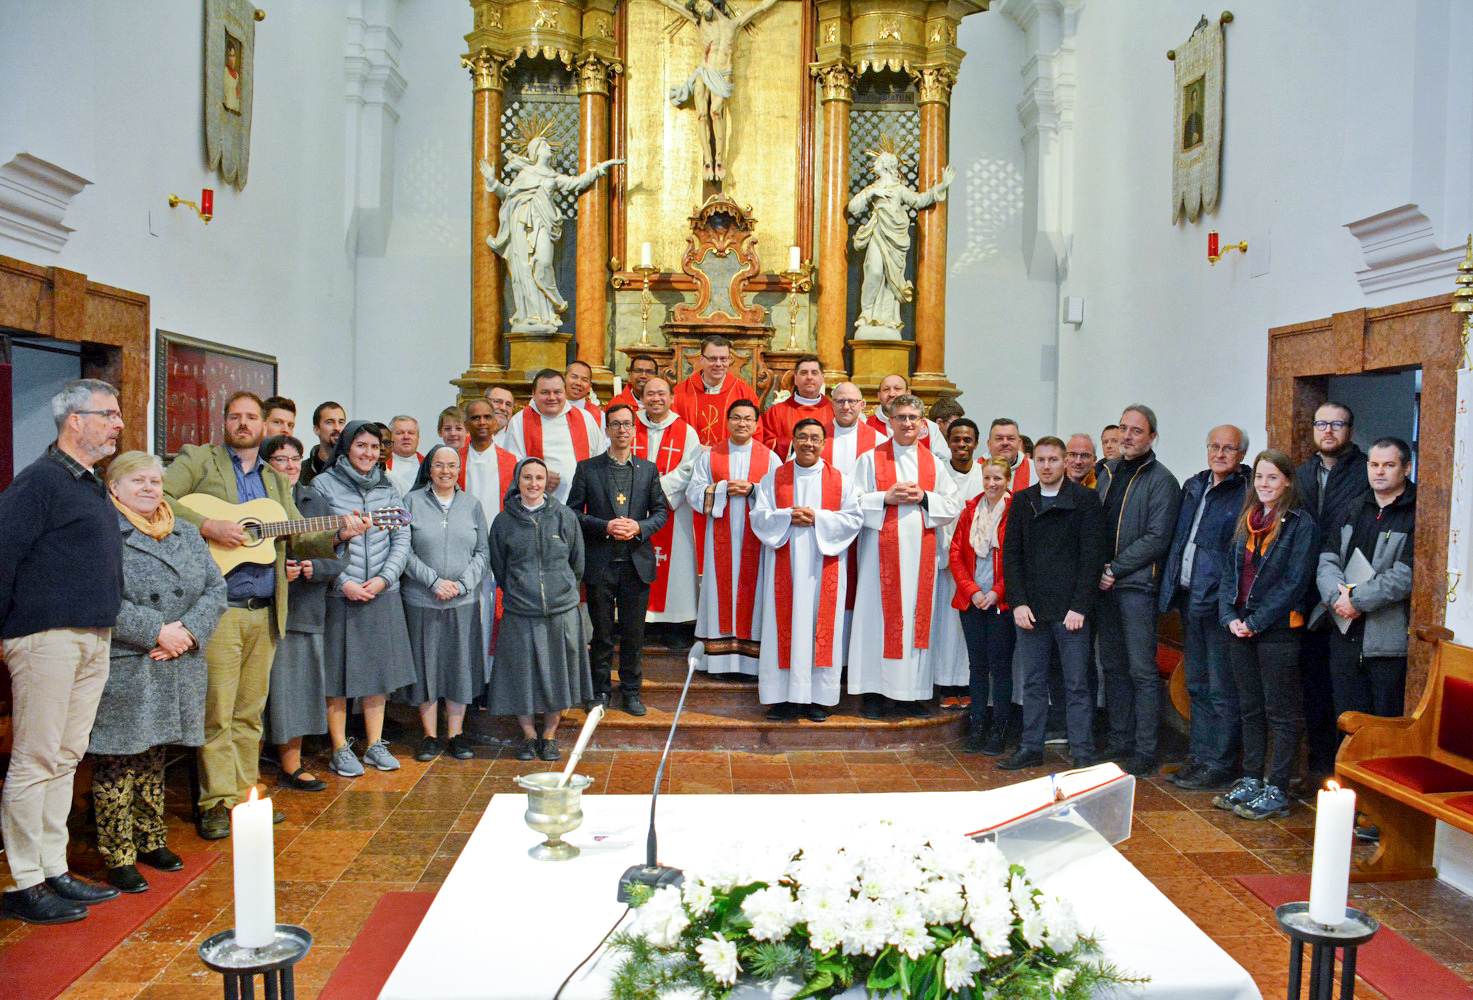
top-left (379, 790), bottom-right (1259, 1000)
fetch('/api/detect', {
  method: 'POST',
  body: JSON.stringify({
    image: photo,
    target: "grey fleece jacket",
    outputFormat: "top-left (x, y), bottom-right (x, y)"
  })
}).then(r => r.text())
top-left (1095, 452), bottom-right (1182, 594)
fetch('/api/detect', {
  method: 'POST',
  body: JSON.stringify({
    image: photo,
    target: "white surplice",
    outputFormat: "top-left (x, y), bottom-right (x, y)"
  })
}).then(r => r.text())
top-left (463, 443), bottom-right (510, 523)
top-left (685, 440), bottom-right (777, 675)
top-left (825, 421), bottom-right (877, 477)
top-left (638, 409), bottom-right (701, 624)
top-left (500, 403), bottom-right (606, 502)
top-left (749, 460), bottom-right (864, 705)
top-left (847, 442), bottom-right (962, 700)
top-left (931, 462), bottom-right (988, 686)
top-left (385, 452), bottom-right (420, 497)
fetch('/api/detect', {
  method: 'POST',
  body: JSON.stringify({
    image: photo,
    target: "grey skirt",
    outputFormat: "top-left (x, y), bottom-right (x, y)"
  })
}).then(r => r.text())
top-left (403, 602), bottom-right (486, 705)
top-left (323, 591), bottom-right (417, 699)
top-left (486, 607), bottom-right (593, 716)
top-left (266, 631), bottom-right (328, 742)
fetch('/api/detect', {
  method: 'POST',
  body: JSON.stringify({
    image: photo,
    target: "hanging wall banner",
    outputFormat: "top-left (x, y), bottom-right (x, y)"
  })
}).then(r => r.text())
top-left (204, 0), bottom-right (259, 191)
top-left (1170, 14), bottom-right (1228, 224)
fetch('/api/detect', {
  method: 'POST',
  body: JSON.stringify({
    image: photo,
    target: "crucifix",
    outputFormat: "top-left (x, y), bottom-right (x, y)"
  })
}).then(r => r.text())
top-left (657, 433), bottom-right (687, 471)
top-left (616, 492), bottom-right (627, 506)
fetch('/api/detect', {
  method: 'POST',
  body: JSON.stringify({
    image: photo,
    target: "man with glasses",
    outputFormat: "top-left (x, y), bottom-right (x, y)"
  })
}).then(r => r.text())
top-left (848, 394), bottom-right (962, 718)
top-left (1094, 404), bottom-right (1181, 776)
top-left (1065, 433), bottom-right (1097, 488)
top-left (483, 386), bottom-right (517, 436)
top-left (1158, 425), bottom-right (1250, 790)
top-left (608, 355), bottom-right (658, 414)
top-left (635, 378), bottom-right (703, 646)
top-left (758, 354), bottom-right (834, 458)
top-left (0, 380), bottom-right (126, 922)
top-left (1293, 401), bottom-right (1368, 789)
top-left (165, 393), bottom-right (367, 838)
top-left (865, 374), bottom-right (949, 460)
top-left (687, 399), bottom-right (777, 678)
top-left (672, 334), bottom-right (760, 447)
top-left (822, 381), bottom-right (881, 475)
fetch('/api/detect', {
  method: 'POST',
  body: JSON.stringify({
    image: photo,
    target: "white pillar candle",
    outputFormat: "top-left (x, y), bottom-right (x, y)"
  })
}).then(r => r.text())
top-left (1308, 780), bottom-right (1356, 925)
top-left (789, 245), bottom-right (801, 272)
top-left (613, 375), bottom-right (623, 397)
top-left (232, 787), bottom-right (277, 948)
top-left (640, 241), bottom-right (652, 268)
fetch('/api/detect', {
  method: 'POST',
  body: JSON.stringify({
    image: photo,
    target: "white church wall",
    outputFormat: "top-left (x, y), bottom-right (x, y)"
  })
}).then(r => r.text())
top-left (0, 1), bottom-right (360, 445)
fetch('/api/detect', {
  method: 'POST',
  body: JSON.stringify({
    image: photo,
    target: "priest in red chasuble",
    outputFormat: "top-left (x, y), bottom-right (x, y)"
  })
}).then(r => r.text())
top-left (501, 368), bottom-right (606, 503)
top-left (634, 378), bottom-right (702, 627)
top-left (687, 398), bottom-right (777, 677)
top-left (848, 393), bottom-right (962, 719)
top-left (672, 334), bottom-right (761, 447)
top-left (758, 354), bottom-right (834, 459)
top-left (607, 354), bottom-right (658, 414)
top-left (750, 418), bottom-right (863, 720)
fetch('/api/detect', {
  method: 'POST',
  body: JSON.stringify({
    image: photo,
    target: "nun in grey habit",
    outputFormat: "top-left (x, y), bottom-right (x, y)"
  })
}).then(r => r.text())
top-left (486, 456), bottom-right (592, 762)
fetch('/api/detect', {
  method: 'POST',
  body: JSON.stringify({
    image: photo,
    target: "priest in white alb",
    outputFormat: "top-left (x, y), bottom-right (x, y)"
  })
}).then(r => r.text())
top-left (501, 368), bottom-right (605, 503)
top-left (634, 377), bottom-right (702, 635)
top-left (848, 393), bottom-right (962, 718)
top-left (933, 417), bottom-right (987, 706)
top-left (686, 398), bottom-right (778, 677)
top-left (750, 418), bottom-right (863, 721)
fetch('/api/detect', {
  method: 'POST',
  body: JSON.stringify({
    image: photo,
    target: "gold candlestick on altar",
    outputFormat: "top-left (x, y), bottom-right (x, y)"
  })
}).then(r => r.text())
top-left (1451, 234), bottom-right (1473, 370)
top-left (781, 263), bottom-right (814, 351)
top-left (633, 263), bottom-right (659, 347)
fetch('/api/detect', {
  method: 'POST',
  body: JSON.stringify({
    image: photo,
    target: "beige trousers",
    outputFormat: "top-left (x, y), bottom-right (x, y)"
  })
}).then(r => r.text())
top-left (199, 607), bottom-right (276, 811)
top-left (1, 627), bottom-right (111, 890)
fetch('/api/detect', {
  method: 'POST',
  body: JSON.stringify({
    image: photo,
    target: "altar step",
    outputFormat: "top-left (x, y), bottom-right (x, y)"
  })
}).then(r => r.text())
top-left (464, 646), bottom-right (967, 752)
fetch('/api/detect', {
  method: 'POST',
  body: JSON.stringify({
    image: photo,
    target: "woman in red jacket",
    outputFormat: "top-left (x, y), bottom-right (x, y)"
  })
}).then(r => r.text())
top-left (950, 457), bottom-right (1014, 755)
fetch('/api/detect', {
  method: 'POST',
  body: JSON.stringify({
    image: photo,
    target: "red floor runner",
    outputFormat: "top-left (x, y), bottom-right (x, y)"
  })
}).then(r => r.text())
top-left (1235, 874), bottom-right (1473, 1000)
top-left (0, 852), bottom-right (220, 1000)
top-left (319, 892), bottom-right (434, 1000)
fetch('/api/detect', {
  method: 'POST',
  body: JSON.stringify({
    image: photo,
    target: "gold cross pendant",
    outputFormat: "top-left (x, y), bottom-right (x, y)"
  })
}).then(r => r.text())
top-left (617, 492), bottom-right (627, 505)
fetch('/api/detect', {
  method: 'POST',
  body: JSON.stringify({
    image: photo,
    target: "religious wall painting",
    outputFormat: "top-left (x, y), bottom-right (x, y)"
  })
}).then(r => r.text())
top-left (1169, 13), bottom-right (1230, 223)
top-left (154, 330), bottom-right (276, 457)
top-left (204, 0), bottom-right (260, 190)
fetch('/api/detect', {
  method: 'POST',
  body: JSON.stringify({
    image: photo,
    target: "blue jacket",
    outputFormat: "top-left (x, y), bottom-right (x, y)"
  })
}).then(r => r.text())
top-left (1218, 507), bottom-right (1321, 634)
top-left (1158, 465), bottom-right (1250, 616)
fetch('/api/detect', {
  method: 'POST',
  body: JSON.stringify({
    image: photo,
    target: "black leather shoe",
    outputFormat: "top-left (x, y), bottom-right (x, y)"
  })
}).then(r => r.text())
top-left (197, 803), bottom-right (230, 840)
top-left (589, 692), bottom-right (611, 710)
top-left (998, 750), bottom-right (1045, 771)
top-left (280, 767), bottom-right (329, 792)
top-left (1123, 755), bottom-right (1158, 777)
top-left (765, 702), bottom-right (799, 720)
top-left (982, 728), bottom-right (1007, 757)
top-left (537, 738), bottom-right (560, 762)
top-left (106, 865), bottom-right (149, 894)
top-left (137, 847), bottom-right (184, 872)
top-left (961, 733), bottom-right (987, 754)
top-left (622, 693), bottom-right (647, 717)
top-left (0, 884), bottom-right (87, 924)
top-left (1175, 766), bottom-right (1233, 790)
top-left (445, 734), bottom-right (475, 760)
top-left (902, 701), bottom-right (933, 719)
top-left (804, 704), bottom-right (830, 722)
top-left (516, 737), bottom-right (538, 761)
top-left (414, 736), bottom-right (446, 762)
top-left (45, 872), bottom-right (119, 904)
top-left (1070, 751), bottom-right (1103, 769)
top-left (860, 693), bottom-right (885, 720)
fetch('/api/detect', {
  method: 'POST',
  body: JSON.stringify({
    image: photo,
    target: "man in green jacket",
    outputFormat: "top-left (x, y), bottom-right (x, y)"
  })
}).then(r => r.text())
top-left (164, 392), bottom-right (366, 838)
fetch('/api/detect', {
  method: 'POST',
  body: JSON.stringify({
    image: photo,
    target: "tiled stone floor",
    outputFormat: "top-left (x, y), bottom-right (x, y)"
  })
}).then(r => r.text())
top-left (4, 740), bottom-right (1473, 1000)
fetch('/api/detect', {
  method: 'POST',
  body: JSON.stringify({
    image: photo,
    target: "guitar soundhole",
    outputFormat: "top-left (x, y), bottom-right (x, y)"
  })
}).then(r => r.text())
top-left (241, 519), bottom-right (265, 544)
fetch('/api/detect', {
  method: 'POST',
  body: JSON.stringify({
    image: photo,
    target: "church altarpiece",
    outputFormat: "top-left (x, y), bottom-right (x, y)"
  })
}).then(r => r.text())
top-left (452, 0), bottom-right (991, 411)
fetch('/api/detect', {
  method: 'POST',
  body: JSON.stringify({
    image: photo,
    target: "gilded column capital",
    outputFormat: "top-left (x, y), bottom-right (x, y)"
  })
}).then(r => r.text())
top-left (576, 53), bottom-right (622, 96)
top-left (462, 47), bottom-right (509, 92)
top-left (810, 61), bottom-right (856, 104)
top-left (916, 65), bottom-right (957, 105)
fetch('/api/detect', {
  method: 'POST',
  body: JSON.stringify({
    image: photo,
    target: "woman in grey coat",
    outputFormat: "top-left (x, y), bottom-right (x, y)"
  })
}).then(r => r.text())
top-left (308, 420), bottom-right (416, 777)
top-left (91, 452), bottom-right (226, 893)
top-left (261, 435), bottom-right (342, 791)
top-left (487, 457), bottom-right (592, 762)
top-left (402, 445), bottom-right (490, 762)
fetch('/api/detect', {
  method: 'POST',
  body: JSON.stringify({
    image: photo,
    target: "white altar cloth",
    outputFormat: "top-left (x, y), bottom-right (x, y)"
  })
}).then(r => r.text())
top-left (379, 791), bottom-right (1258, 1000)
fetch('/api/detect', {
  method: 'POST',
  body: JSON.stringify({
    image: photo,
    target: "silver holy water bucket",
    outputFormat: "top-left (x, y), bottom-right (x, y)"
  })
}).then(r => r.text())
top-left (515, 772), bottom-right (592, 861)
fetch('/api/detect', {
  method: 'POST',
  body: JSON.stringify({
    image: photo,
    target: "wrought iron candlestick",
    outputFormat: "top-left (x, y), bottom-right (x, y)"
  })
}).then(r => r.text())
top-left (198, 925), bottom-right (312, 1000)
top-left (1274, 902), bottom-right (1379, 1000)
top-left (634, 263), bottom-right (659, 347)
top-left (782, 262), bottom-right (814, 350)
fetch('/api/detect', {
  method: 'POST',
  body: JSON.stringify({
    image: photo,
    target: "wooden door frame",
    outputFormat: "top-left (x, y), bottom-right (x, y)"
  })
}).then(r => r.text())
top-left (1267, 292), bottom-right (1458, 702)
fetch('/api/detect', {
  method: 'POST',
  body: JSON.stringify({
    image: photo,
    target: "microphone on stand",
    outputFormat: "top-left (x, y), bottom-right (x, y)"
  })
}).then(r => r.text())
top-left (617, 643), bottom-right (700, 902)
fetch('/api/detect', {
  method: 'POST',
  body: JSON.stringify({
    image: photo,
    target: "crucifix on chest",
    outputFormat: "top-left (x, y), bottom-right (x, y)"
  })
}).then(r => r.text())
top-left (656, 430), bottom-right (686, 471)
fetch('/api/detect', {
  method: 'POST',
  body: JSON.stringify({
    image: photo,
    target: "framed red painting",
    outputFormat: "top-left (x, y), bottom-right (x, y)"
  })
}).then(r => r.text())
top-left (154, 330), bottom-right (277, 457)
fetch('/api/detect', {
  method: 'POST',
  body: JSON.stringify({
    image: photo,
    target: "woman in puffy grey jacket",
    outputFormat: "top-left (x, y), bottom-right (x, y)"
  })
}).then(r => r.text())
top-left (308, 420), bottom-right (416, 777)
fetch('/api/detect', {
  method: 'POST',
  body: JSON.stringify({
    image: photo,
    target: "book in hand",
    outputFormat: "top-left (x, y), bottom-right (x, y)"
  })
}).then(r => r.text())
top-left (1334, 548), bottom-right (1376, 635)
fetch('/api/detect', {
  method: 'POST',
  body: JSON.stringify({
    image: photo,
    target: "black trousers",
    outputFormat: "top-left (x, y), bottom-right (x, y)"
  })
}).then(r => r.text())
top-left (1299, 627), bottom-right (1339, 780)
top-left (1328, 631), bottom-right (1406, 720)
top-left (1227, 625), bottom-right (1303, 792)
top-left (587, 560), bottom-right (650, 697)
top-left (960, 606), bottom-right (1014, 733)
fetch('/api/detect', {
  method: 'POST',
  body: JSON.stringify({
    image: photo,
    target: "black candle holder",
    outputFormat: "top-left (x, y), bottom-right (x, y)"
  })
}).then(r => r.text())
top-left (1274, 902), bottom-right (1379, 1000)
top-left (198, 925), bottom-right (313, 1000)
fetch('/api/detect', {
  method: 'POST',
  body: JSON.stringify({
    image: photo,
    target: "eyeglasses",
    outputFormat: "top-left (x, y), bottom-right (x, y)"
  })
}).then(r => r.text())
top-left (75, 409), bottom-right (123, 420)
top-left (728, 414), bottom-right (757, 424)
top-left (891, 414), bottom-right (922, 424)
top-left (1066, 452), bottom-right (1094, 461)
top-left (607, 419), bottom-right (636, 429)
top-left (1313, 420), bottom-right (1350, 431)
top-left (1207, 443), bottom-right (1242, 454)
top-left (702, 354), bottom-right (731, 365)
top-left (833, 398), bottom-right (865, 407)
top-left (268, 455), bottom-right (303, 466)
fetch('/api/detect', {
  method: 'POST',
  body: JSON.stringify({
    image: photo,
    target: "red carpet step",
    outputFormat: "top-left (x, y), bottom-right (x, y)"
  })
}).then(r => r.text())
top-left (319, 892), bottom-right (434, 1000)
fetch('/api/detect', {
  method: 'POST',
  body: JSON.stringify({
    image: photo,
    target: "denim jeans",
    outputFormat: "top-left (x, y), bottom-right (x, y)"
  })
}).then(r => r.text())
top-left (1227, 624), bottom-right (1303, 791)
top-left (1014, 621), bottom-right (1095, 757)
top-left (1179, 600), bottom-right (1239, 773)
top-left (961, 606), bottom-right (1014, 733)
top-left (1097, 588), bottom-right (1162, 760)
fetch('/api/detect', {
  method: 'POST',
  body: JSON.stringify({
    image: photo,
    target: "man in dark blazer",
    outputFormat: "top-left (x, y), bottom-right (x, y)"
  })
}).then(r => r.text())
top-left (567, 402), bottom-right (670, 715)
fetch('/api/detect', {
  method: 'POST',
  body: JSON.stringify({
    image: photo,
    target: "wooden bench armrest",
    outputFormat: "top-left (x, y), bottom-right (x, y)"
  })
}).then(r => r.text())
top-left (1338, 711), bottom-right (1415, 736)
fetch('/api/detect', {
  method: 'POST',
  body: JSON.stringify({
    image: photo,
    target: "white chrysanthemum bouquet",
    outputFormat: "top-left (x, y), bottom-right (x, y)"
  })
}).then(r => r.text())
top-left (606, 822), bottom-right (1144, 1000)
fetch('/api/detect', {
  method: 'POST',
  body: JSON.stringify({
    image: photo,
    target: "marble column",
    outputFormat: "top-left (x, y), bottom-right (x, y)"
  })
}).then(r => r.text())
top-left (576, 55), bottom-right (618, 376)
top-left (913, 66), bottom-right (956, 384)
top-left (812, 62), bottom-right (855, 380)
top-left (465, 48), bottom-right (507, 373)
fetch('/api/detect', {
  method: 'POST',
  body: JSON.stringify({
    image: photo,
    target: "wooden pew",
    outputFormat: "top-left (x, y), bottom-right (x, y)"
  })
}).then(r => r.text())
top-left (1334, 627), bottom-right (1473, 881)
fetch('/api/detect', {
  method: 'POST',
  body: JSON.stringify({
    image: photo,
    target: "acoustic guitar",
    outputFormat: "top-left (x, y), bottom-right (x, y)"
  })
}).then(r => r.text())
top-left (180, 493), bottom-right (411, 575)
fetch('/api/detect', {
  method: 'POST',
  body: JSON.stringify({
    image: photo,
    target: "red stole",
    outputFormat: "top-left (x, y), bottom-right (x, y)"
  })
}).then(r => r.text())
top-left (772, 461), bottom-right (844, 670)
top-left (520, 406), bottom-right (592, 463)
top-left (573, 397), bottom-right (602, 420)
top-left (1011, 455), bottom-right (1034, 495)
top-left (634, 416), bottom-right (693, 613)
top-left (708, 441), bottom-right (774, 637)
top-left (457, 443), bottom-right (517, 493)
top-left (873, 441), bottom-right (938, 658)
